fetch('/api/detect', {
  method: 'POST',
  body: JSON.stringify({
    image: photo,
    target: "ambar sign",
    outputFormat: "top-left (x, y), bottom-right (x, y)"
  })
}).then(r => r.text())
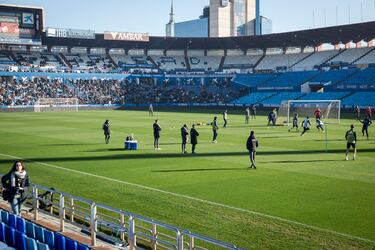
top-left (104, 31), bottom-right (149, 42)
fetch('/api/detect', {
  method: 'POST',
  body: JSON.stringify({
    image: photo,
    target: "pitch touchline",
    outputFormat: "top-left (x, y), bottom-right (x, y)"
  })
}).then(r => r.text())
top-left (0, 152), bottom-right (374, 245)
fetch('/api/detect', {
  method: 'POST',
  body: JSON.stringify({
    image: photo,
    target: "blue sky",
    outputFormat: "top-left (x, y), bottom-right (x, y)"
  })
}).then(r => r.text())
top-left (2, 0), bottom-right (375, 35)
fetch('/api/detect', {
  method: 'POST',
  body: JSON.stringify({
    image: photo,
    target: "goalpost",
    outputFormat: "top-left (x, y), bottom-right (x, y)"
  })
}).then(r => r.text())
top-left (34, 98), bottom-right (79, 112)
top-left (278, 100), bottom-right (341, 126)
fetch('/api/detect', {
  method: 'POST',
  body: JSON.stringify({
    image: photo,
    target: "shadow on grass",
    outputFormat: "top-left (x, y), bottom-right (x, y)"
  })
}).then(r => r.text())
top-left (261, 159), bottom-right (339, 164)
top-left (42, 143), bottom-right (101, 147)
top-left (0, 149), bottom-right (374, 165)
top-left (151, 167), bottom-right (249, 173)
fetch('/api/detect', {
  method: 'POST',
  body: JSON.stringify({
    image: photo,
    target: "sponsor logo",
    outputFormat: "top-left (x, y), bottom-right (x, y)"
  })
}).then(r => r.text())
top-left (0, 22), bottom-right (35, 36)
top-left (46, 28), bottom-right (95, 39)
top-left (22, 13), bottom-right (34, 25)
top-left (104, 31), bottom-right (149, 42)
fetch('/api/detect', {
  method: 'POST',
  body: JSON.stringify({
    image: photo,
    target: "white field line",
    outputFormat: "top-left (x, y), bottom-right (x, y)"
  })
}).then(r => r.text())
top-left (0, 152), bottom-right (374, 245)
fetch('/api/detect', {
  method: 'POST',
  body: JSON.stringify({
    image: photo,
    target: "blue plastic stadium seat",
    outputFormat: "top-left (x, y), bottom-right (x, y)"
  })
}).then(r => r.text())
top-left (4, 225), bottom-right (14, 247)
top-left (35, 225), bottom-right (45, 243)
top-left (55, 233), bottom-right (66, 250)
top-left (77, 243), bottom-right (89, 250)
top-left (14, 230), bottom-right (26, 250)
top-left (6, 214), bottom-right (16, 229)
top-left (65, 237), bottom-right (77, 250)
top-left (25, 221), bottom-right (35, 239)
top-left (0, 222), bottom-right (5, 242)
top-left (25, 236), bottom-right (38, 250)
top-left (44, 229), bottom-right (55, 249)
top-left (36, 241), bottom-right (50, 250)
top-left (0, 211), bottom-right (8, 224)
top-left (16, 217), bottom-right (26, 233)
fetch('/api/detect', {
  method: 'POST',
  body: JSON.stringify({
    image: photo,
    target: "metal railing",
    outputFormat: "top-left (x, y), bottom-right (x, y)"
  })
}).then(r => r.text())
top-left (5, 183), bottom-right (244, 249)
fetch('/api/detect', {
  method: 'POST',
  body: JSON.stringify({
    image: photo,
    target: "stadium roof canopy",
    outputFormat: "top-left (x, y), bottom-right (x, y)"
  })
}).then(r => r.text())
top-left (42, 21), bottom-right (375, 51)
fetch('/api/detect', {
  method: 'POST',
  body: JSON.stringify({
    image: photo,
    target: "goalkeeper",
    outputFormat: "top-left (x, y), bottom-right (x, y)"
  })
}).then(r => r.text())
top-left (102, 120), bottom-right (111, 144)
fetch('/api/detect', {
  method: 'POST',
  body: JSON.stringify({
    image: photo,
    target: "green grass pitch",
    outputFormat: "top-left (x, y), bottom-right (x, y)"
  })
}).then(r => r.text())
top-left (0, 109), bottom-right (374, 249)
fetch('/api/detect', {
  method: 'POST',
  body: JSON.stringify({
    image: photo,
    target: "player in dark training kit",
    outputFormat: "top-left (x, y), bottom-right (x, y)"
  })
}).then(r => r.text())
top-left (102, 120), bottom-right (110, 144)
top-left (246, 131), bottom-right (259, 169)
top-left (181, 124), bottom-right (189, 154)
top-left (360, 115), bottom-right (372, 139)
top-left (289, 114), bottom-right (299, 132)
top-left (190, 124), bottom-right (199, 154)
top-left (153, 120), bottom-right (162, 150)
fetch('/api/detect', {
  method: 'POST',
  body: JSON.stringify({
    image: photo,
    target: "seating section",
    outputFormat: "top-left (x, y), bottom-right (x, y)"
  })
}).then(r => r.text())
top-left (189, 56), bottom-right (221, 71)
top-left (232, 92), bottom-right (276, 105)
top-left (153, 56), bottom-right (186, 71)
top-left (224, 55), bottom-right (262, 70)
top-left (262, 92), bottom-right (306, 106)
top-left (342, 92), bottom-right (375, 107)
top-left (311, 68), bottom-right (359, 85)
top-left (291, 50), bottom-right (340, 71)
top-left (354, 48), bottom-right (375, 64)
top-left (258, 71), bottom-right (319, 89)
top-left (339, 68), bottom-right (375, 85)
top-left (0, 52), bottom-right (15, 65)
top-left (328, 47), bottom-right (373, 64)
top-left (299, 92), bottom-right (351, 101)
top-left (0, 209), bottom-right (89, 250)
top-left (15, 52), bottom-right (64, 68)
top-left (232, 73), bottom-right (276, 88)
top-left (256, 53), bottom-right (308, 71)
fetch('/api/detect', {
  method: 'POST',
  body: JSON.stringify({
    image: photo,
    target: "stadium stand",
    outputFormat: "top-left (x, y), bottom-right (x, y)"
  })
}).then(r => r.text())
top-left (327, 47), bottom-right (374, 64)
top-left (342, 92), bottom-right (375, 107)
top-left (0, 209), bottom-right (90, 250)
top-left (261, 92), bottom-right (306, 106)
top-left (231, 73), bottom-right (276, 88)
top-left (231, 92), bottom-right (276, 105)
top-left (257, 71), bottom-right (320, 90)
top-left (291, 50), bottom-right (341, 71)
top-left (255, 53), bottom-right (309, 71)
top-left (298, 92), bottom-right (352, 101)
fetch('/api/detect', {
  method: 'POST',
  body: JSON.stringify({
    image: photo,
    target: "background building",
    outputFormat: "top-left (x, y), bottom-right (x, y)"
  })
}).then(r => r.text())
top-left (165, 1), bottom-right (175, 37)
top-left (209, 0), bottom-right (261, 37)
top-left (175, 18), bottom-right (209, 37)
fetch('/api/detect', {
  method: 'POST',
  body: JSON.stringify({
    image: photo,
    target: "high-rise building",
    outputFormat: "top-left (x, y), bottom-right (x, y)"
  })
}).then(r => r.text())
top-left (209, 0), bottom-right (260, 37)
top-left (165, 0), bottom-right (175, 37)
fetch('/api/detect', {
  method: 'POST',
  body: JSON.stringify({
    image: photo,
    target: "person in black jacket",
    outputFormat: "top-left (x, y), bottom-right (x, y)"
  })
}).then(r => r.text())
top-left (246, 131), bottom-right (259, 169)
top-left (102, 120), bottom-right (110, 144)
top-left (2, 161), bottom-right (30, 215)
top-left (153, 120), bottom-right (162, 150)
top-left (190, 124), bottom-right (199, 154)
top-left (181, 124), bottom-right (189, 154)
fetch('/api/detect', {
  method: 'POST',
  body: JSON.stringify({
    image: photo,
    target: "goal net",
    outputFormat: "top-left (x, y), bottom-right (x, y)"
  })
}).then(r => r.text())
top-left (278, 100), bottom-right (341, 126)
top-left (34, 98), bottom-right (79, 112)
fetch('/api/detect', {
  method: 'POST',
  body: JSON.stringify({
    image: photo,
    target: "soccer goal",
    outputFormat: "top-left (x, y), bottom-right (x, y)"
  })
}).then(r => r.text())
top-left (34, 98), bottom-right (79, 112)
top-left (278, 100), bottom-right (341, 126)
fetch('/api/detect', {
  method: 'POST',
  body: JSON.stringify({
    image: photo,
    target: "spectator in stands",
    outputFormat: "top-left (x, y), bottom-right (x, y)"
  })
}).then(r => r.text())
top-left (345, 125), bottom-right (357, 161)
top-left (102, 120), bottom-right (111, 144)
top-left (360, 115), bottom-right (372, 139)
top-left (245, 107), bottom-right (250, 124)
top-left (2, 161), bottom-right (30, 215)
top-left (301, 116), bottom-right (311, 136)
top-left (190, 124), bottom-right (199, 154)
top-left (153, 120), bottom-right (162, 150)
top-left (211, 116), bottom-right (219, 143)
top-left (366, 106), bottom-right (372, 119)
top-left (246, 131), bottom-right (258, 169)
top-left (251, 105), bottom-right (256, 119)
top-left (181, 124), bottom-right (189, 154)
top-left (223, 110), bottom-right (228, 128)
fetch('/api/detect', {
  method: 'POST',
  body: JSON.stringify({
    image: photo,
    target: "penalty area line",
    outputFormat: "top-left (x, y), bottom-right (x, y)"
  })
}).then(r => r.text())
top-left (0, 152), bottom-right (374, 245)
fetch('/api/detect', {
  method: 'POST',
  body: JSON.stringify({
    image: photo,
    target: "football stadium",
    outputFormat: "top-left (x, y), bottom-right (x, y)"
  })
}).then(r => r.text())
top-left (0, 1), bottom-right (375, 249)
